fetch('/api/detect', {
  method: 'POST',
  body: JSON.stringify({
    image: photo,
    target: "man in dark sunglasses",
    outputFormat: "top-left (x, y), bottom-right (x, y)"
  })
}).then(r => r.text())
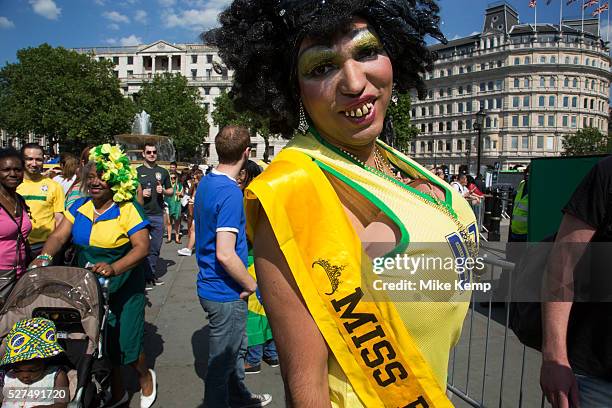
top-left (137, 142), bottom-right (173, 289)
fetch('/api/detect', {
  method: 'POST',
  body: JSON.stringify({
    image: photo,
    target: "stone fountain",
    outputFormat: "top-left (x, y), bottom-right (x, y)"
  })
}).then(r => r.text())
top-left (114, 110), bottom-right (176, 162)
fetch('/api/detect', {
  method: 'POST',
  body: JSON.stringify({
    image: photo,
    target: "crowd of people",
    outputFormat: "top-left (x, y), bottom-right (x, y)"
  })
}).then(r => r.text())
top-left (0, 1), bottom-right (608, 408)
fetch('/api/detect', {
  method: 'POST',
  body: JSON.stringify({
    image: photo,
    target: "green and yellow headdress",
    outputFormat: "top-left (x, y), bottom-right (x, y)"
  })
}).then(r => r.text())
top-left (89, 144), bottom-right (139, 203)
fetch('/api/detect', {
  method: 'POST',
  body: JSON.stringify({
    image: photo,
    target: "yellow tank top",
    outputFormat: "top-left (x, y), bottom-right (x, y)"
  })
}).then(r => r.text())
top-left (246, 132), bottom-right (478, 407)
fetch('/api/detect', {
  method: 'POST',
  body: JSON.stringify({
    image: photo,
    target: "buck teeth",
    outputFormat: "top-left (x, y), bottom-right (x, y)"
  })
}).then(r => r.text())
top-left (344, 102), bottom-right (374, 118)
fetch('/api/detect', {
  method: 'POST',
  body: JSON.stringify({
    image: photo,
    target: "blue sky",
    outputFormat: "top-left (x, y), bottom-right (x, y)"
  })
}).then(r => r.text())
top-left (0, 0), bottom-right (610, 67)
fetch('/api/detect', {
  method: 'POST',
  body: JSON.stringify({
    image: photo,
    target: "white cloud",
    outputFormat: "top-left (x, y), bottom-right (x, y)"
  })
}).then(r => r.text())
top-left (103, 11), bottom-right (130, 23)
top-left (119, 35), bottom-right (142, 46)
top-left (108, 23), bottom-right (120, 30)
top-left (470, 31), bottom-right (480, 36)
top-left (162, 1), bottom-right (231, 31)
top-left (94, 0), bottom-right (106, 5)
top-left (29, 0), bottom-right (61, 20)
top-left (158, 0), bottom-right (176, 6)
top-left (105, 38), bottom-right (117, 45)
top-left (134, 10), bottom-right (147, 24)
top-left (0, 16), bottom-right (15, 29)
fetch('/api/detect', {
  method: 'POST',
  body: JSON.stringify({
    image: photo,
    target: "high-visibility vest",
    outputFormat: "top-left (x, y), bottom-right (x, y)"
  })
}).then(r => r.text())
top-left (511, 180), bottom-right (528, 235)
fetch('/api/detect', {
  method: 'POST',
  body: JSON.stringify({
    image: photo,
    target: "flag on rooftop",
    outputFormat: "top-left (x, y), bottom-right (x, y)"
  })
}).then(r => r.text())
top-left (584, 0), bottom-right (598, 8)
top-left (593, 2), bottom-right (608, 15)
top-left (529, 0), bottom-right (537, 8)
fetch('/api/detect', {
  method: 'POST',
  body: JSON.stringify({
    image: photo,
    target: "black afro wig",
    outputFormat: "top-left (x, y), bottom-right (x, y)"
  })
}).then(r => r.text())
top-left (204, 0), bottom-right (445, 138)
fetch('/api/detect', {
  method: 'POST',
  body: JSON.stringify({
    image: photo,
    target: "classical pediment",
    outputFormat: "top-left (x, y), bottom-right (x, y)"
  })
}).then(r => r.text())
top-left (139, 40), bottom-right (184, 53)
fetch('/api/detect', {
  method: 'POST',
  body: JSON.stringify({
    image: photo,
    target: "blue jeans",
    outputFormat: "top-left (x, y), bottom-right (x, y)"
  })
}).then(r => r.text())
top-left (246, 340), bottom-right (278, 366)
top-left (144, 214), bottom-right (164, 281)
top-left (576, 374), bottom-right (612, 408)
top-left (199, 298), bottom-right (251, 407)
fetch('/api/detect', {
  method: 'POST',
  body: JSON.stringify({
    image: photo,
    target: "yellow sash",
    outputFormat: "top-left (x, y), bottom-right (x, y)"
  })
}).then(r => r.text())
top-left (245, 136), bottom-right (472, 406)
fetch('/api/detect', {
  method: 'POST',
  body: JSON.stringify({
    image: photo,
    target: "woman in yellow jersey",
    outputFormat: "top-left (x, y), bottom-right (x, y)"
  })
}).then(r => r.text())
top-left (207, 1), bottom-right (478, 406)
top-left (30, 144), bottom-right (158, 408)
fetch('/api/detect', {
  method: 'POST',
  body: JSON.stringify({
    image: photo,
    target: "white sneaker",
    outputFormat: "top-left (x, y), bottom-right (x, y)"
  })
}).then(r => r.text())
top-left (177, 248), bottom-right (192, 256)
top-left (233, 393), bottom-right (272, 408)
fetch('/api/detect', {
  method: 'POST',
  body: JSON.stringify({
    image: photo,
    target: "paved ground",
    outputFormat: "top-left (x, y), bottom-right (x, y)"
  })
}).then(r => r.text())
top-left (120, 218), bottom-right (547, 407)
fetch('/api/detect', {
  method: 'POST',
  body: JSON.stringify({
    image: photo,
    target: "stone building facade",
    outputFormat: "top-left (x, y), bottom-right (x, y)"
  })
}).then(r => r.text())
top-left (409, 2), bottom-right (611, 174)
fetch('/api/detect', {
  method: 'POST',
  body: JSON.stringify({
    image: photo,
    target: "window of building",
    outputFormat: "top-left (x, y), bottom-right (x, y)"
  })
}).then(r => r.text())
top-left (427, 141), bottom-right (433, 152)
top-left (466, 119), bottom-right (472, 129)
top-left (513, 96), bottom-right (520, 108)
top-left (524, 78), bottom-right (530, 87)
top-left (514, 57), bottom-right (520, 65)
top-left (564, 77), bottom-right (569, 87)
top-left (548, 115), bottom-right (555, 127)
top-left (562, 116), bottom-right (568, 126)
top-left (421, 124), bottom-right (426, 132)
top-left (585, 79), bottom-right (590, 89)
top-left (467, 84), bottom-right (472, 93)
top-left (191, 55), bottom-right (198, 63)
top-left (487, 81), bottom-right (494, 91)
top-left (512, 116), bottom-right (519, 127)
top-left (586, 58), bottom-right (590, 66)
top-left (446, 141), bottom-right (452, 151)
top-left (467, 65), bottom-right (473, 73)
top-left (438, 123), bottom-right (444, 132)
top-left (547, 136), bottom-right (554, 150)
top-left (525, 56), bottom-right (531, 64)
top-left (550, 77), bottom-right (556, 87)
top-left (112, 70), bottom-right (118, 78)
top-left (421, 107), bottom-right (426, 116)
top-left (428, 123), bottom-right (433, 132)
top-left (428, 90), bottom-right (433, 99)
top-left (522, 115), bottom-right (529, 126)
top-left (458, 103), bottom-right (464, 113)
top-left (537, 135), bottom-right (544, 148)
top-left (511, 136), bottom-right (518, 148)
top-left (98, 57), bottom-right (105, 62)
top-left (551, 56), bottom-right (556, 64)
top-left (590, 99), bottom-right (594, 109)
top-left (523, 95), bottom-right (530, 107)
top-left (458, 121), bottom-right (464, 130)
top-left (458, 86), bottom-right (463, 95)
top-left (538, 115), bottom-right (545, 126)
top-left (573, 78), bottom-right (578, 88)
top-left (574, 57), bottom-right (579, 64)
top-left (447, 103), bottom-right (452, 113)
top-left (497, 60), bottom-right (503, 67)
top-left (584, 98), bottom-right (588, 109)
top-left (447, 68), bottom-right (452, 76)
top-left (514, 78), bottom-right (520, 88)
top-left (191, 69), bottom-right (197, 79)
top-left (206, 68), bottom-right (212, 79)
top-left (571, 96), bottom-right (577, 108)
top-left (480, 82), bottom-right (485, 92)
top-left (457, 140), bottom-right (463, 151)
top-left (583, 117), bottom-right (588, 128)
top-left (127, 56), bottom-right (133, 65)
top-left (592, 59), bottom-right (596, 67)
top-left (563, 96), bottom-right (569, 107)
top-left (495, 80), bottom-right (502, 90)
top-left (540, 77), bottom-right (546, 87)
top-left (466, 101), bottom-right (472, 112)
top-left (207, 54), bottom-right (213, 63)
top-left (522, 136), bottom-right (529, 149)
top-left (539, 96), bottom-right (545, 107)
top-left (459, 66), bottom-right (464, 74)
top-left (446, 121), bottom-right (452, 131)
top-left (540, 56), bottom-right (546, 64)
top-left (565, 56), bottom-right (570, 64)
top-left (204, 86), bottom-right (210, 95)
top-left (549, 96), bottom-right (555, 107)
top-left (571, 116), bottom-right (577, 128)
top-left (420, 141), bottom-right (425, 151)
top-left (480, 63), bottom-right (486, 71)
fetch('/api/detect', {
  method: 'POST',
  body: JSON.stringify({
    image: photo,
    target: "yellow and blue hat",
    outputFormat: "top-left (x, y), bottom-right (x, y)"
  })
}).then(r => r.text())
top-left (0, 318), bottom-right (64, 367)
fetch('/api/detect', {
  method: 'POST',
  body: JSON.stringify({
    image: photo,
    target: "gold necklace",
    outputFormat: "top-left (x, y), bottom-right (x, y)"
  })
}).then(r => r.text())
top-left (337, 144), bottom-right (478, 257)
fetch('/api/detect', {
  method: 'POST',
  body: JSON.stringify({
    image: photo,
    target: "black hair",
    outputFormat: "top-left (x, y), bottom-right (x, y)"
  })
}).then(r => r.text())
top-left (20, 143), bottom-right (44, 157)
top-left (205, 0), bottom-right (444, 138)
top-left (243, 159), bottom-right (263, 187)
top-left (0, 148), bottom-right (24, 166)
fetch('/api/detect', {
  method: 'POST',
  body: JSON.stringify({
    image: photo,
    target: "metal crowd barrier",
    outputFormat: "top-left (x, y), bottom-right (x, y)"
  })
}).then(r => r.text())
top-left (447, 243), bottom-right (550, 408)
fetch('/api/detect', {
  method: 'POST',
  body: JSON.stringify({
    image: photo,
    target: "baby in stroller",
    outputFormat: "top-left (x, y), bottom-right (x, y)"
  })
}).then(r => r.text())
top-left (0, 266), bottom-right (111, 408)
top-left (1, 318), bottom-right (69, 407)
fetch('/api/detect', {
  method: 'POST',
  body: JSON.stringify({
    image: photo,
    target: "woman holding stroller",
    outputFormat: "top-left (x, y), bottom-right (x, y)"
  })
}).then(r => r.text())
top-left (30, 144), bottom-right (157, 408)
top-left (0, 148), bottom-right (32, 307)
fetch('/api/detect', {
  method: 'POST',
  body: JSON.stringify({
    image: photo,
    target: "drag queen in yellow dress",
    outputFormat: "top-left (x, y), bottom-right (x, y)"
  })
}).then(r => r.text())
top-left (207, 1), bottom-right (478, 406)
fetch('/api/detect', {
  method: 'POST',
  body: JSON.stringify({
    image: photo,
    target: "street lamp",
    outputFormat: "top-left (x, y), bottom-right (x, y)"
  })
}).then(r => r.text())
top-left (473, 108), bottom-right (486, 177)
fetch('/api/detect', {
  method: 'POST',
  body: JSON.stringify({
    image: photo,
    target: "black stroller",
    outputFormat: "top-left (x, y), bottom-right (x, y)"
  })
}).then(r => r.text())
top-left (0, 266), bottom-right (112, 407)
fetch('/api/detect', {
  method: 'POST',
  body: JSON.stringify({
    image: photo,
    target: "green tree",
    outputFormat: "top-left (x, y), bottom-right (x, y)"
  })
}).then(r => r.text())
top-left (561, 127), bottom-right (611, 156)
top-left (212, 91), bottom-right (273, 161)
top-left (135, 73), bottom-right (209, 161)
top-left (0, 43), bottom-right (135, 152)
top-left (386, 93), bottom-right (419, 153)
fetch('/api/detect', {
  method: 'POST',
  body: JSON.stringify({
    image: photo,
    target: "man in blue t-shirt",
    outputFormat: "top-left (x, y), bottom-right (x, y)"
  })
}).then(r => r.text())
top-left (194, 126), bottom-right (271, 407)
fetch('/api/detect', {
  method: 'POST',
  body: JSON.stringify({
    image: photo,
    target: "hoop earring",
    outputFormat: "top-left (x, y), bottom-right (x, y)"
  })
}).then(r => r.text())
top-left (298, 102), bottom-right (309, 134)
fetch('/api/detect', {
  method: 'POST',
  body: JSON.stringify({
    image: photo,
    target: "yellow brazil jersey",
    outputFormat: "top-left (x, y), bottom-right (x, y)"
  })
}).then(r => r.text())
top-left (246, 132), bottom-right (477, 407)
top-left (17, 177), bottom-right (65, 244)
